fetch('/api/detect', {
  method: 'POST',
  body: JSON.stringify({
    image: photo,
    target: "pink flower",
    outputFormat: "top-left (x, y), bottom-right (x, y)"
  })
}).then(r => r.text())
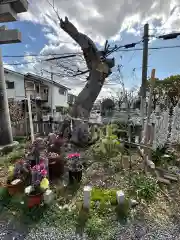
top-left (41, 169), bottom-right (47, 176)
top-left (67, 153), bottom-right (80, 159)
top-left (40, 163), bottom-right (45, 170)
top-left (32, 164), bottom-right (41, 171)
top-left (40, 158), bottom-right (45, 164)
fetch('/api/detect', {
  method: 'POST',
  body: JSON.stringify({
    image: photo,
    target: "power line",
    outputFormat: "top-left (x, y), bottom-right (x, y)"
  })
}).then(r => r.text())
top-left (106, 40), bottom-right (143, 56)
top-left (2, 52), bottom-right (82, 58)
top-left (3, 54), bottom-right (77, 66)
top-left (3, 39), bottom-right (180, 60)
top-left (4, 44), bottom-right (180, 66)
top-left (115, 45), bottom-right (180, 52)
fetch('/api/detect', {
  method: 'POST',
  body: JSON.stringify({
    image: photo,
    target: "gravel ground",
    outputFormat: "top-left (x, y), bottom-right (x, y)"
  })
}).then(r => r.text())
top-left (25, 221), bottom-right (180, 240)
top-left (0, 219), bottom-right (28, 240)
top-left (0, 218), bottom-right (179, 240)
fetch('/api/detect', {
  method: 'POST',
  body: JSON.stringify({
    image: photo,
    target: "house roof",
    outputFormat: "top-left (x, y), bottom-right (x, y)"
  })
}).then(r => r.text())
top-left (4, 68), bottom-right (70, 90)
top-left (25, 73), bottom-right (70, 90)
top-left (4, 68), bottom-right (24, 77)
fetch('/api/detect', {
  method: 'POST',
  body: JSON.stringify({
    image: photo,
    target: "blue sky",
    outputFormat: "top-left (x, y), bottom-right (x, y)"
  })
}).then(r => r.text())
top-left (1, 0), bottom-right (180, 97)
top-left (2, 21), bottom-right (47, 60)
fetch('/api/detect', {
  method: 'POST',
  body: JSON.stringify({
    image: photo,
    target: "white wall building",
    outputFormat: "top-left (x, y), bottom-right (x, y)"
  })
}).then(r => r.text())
top-left (25, 73), bottom-right (70, 113)
top-left (4, 69), bottom-right (70, 114)
top-left (5, 68), bottom-right (25, 101)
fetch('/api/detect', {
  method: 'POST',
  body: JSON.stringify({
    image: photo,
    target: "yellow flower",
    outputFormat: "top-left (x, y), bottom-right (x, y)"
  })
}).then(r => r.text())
top-left (40, 177), bottom-right (49, 190)
top-left (8, 166), bottom-right (14, 175)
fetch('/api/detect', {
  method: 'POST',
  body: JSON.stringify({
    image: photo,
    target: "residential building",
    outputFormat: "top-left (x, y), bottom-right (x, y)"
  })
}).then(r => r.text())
top-left (5, 68), bottom-right (25, 101)
top-left (4, 68), bottom-right (70, 114)
top-left (25, 73), bottom-right (69, 113)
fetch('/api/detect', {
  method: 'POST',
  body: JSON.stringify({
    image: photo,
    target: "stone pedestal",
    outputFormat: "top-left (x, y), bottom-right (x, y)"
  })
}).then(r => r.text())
top-left (0, 141), bottom-right (18, 155)
top-left (83, 186), bottom-right (92, 209)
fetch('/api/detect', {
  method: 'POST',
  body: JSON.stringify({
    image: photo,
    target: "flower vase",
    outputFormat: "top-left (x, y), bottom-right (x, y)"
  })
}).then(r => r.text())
top-left (27, 192), bottom-right (43, 208)
top-left (68, 164), bottom-right (83, 184)
top-left (48, 155), bottom-right (65, 180)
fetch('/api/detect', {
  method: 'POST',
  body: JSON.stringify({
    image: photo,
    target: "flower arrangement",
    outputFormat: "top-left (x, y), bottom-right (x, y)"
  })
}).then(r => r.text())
top-left (25, 160), bottom-right (49, 195)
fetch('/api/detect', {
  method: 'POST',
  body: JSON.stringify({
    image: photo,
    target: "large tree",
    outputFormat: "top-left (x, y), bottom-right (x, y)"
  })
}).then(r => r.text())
top-left (147, 75), bottom-right (180, 109)
top-left (101, 98), bottom-right (115, 116)
top-left (59, 17), bottom-right (115, 145)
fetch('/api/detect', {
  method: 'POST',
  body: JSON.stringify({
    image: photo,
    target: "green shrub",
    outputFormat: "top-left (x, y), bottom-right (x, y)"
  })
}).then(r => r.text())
top-left (13, 136), bottom-right (26, 143)
top-left (152, 146), bottom-right (176, 166)
top-left (92, 125), bottom-right (123, 162)
top-left (7, 149), bottom-right (24, 163)
top-left (131, 174), bottom-right (159, 201)
top-left (86, 216), bottom-right (105, 239)
top-left (152, 147), bottom-right (167, 164)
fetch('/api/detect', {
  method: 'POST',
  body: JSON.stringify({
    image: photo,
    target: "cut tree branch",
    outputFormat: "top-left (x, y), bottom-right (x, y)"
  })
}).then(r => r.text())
top-left (60, 17), bottom-right (101, 70)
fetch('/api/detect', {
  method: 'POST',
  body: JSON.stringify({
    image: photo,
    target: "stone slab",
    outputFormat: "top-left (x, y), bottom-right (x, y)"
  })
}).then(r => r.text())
top-left (0, 141), bottom-right (19, 154)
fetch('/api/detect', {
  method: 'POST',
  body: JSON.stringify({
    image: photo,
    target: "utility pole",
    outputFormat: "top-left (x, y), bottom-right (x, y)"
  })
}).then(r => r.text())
top-left (0, 1), bottom-right (28, 146)
top-left (140, 23), bottom-right (149, 131)
top-left (50, 66), bottom-right (54, 117)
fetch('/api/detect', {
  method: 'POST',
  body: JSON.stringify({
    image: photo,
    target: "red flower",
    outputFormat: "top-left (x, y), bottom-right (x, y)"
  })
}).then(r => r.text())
top-left (67, 153), bottom-right (80, 159)
top-left (41, 169), bottom-right (47, 176)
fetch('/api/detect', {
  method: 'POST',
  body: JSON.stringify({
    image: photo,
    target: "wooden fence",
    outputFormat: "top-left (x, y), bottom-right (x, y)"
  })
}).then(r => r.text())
top-left (11, 120), bottom-right (62, 137)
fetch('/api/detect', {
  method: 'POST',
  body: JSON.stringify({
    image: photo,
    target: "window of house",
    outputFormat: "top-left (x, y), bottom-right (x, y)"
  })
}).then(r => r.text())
top-left (59, 87), bottom-right (66, 95)
top-left (44, 88), bottom-right (48, 94)
top-left (56, 106), bottom-right (63, 112)
top-left (36, 85), bottom-right (39, 93)
top-left (6, 81), bottom-right (14, 89)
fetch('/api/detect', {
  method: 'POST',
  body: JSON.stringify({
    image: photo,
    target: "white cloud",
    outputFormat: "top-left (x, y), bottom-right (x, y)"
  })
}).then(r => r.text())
top-left (17, 0), bottom-right (180, 97)
top-left (19, 0), bottom-right (180, 39)
top-left (29, 35), bottom-right (36, 42)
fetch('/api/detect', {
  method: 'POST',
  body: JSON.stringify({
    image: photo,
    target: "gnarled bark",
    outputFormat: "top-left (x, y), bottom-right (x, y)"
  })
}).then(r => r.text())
top-left (60, 17), bottom-right (114, 145)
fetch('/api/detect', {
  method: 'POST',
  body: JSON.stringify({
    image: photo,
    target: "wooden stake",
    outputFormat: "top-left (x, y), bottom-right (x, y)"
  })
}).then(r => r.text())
top-left (27, 94), bottom-right (34, 143)
top-left (142, 69), bottom-right (156, 173)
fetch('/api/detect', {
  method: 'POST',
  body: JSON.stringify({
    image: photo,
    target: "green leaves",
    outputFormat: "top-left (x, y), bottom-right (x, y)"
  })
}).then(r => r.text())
top-left (93, 124), bottom-right (121, 162)
top-left (131, 174), bottom-right (159, 201)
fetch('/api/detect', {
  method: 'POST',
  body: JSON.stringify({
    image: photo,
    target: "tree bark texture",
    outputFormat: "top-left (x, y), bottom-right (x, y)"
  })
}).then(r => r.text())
top-left (0, 54), bottom-right (13, 146)
top-left (60, 17), bottom-right (114, 145)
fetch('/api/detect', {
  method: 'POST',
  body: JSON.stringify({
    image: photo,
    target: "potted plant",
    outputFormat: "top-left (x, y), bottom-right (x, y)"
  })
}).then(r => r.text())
top-left (7, 160), bottom-right (31, 196)
top-left (25, 162), bottom-right (49, 208)
top-left (48, 152), bottom-right (65, 180)
top-left (68, 153), bottom-right (83, 184)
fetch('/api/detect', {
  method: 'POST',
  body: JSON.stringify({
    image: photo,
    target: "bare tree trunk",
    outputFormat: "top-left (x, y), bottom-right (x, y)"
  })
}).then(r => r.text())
top-left (0, 56), bottom-right (13, 146)
top-left (60, 17), bottom-right (114, 145)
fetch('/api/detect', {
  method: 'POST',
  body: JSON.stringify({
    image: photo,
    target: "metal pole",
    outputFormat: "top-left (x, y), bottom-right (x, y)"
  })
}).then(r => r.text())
top-left (140, 23), bottom-right (149, 131)
top-left (0, 48), bottom-right (13, 145)
top-left (50, 66), bottom-right (53, 117)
